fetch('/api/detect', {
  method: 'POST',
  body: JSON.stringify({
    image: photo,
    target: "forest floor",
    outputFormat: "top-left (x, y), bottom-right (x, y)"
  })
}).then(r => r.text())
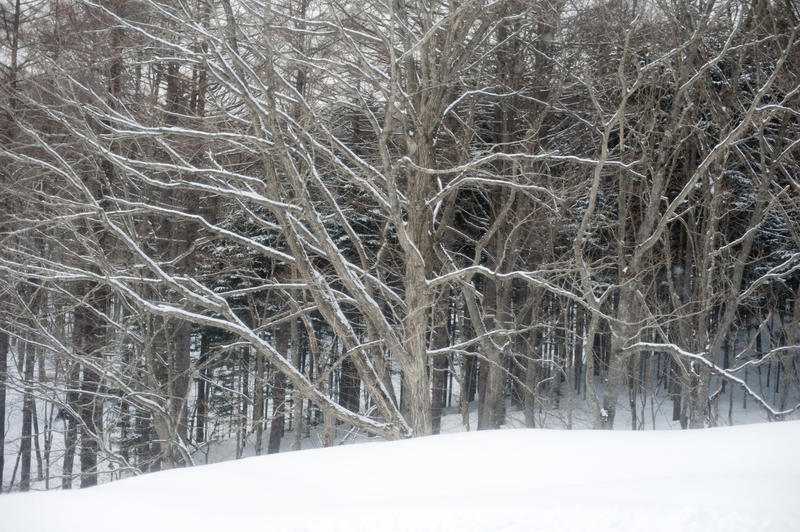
top-left (1, 419), bottom-right (798, 531)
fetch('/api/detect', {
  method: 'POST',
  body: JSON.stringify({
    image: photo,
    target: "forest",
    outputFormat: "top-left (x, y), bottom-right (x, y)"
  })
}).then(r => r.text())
top-left (0, 0), bottom-right (798, 492)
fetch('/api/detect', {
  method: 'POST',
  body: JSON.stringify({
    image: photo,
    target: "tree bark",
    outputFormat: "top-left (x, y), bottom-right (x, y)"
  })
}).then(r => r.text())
top-left (291, 316), bottom-right (303, 450)
top-left (62, 362), bottom-right (80, 489)
top-left (19, 340), bottom-right (34, 491)
top-left (0, 328), bottom-right (7, 490)
top-left (268, 323), bottom-right (289, 454)
top-left (74, 302), bottom-right (103, 488)
top-left (254, 343), bottom-right (265, 455)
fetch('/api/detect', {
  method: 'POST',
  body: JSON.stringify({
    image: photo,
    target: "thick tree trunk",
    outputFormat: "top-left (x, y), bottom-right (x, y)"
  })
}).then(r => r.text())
top-left (400, 230), bottom-right (434, 435)
top-left (400, 360), bottom-right (432, 437)
top-left (431, 296), bottom-right (450, 435)
top-left (149, 316), bottom-right (192, 469)
top-left (597, 283), bottom-right (637, 429)
top-left (599, 349), bottom-right (628, 429)
top-left (74, 303), bottom-right (103, 488)
top-left (399, 233), bottom-right (433, 436)
top-left (523, 339), bottom-right (539, 429)
top-left (170, 321), bottom-right (192, 457)
top-left (268, 323), bottom-right (289, 454)
top-left (339, 356), bottom-right (360, 414)
top-left (268, 370), bottom-right (286, 454)
top-left (779, 291), bottom-right (800, 411)
top-left (478, 276), bottom-right (499, 431)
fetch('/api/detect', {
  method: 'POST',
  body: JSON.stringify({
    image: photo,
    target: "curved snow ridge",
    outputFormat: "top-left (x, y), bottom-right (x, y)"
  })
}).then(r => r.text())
top-left (2, 421), bottom-right (798, 532)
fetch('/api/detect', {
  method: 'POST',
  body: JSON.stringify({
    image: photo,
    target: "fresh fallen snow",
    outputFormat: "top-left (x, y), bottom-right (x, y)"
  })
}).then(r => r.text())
top-left (2, 422), bottom-right (799, 532)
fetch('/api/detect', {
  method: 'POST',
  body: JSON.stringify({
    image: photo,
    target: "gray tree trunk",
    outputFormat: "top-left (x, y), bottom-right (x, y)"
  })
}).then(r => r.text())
top-left (0, 329), bottom-right (7, 490)
top-left (62, 362), bottom-right (80, 489)
top-left (291, 316), bottom-right (303, 450)
top-left (74, 302), bottom-right (103, 488)
top-left (268, 322), bottom-right (289, 454)
top-left (254, 345), bottom-right (265, 455)
top-left (19, 340), bottom-right (34, 491)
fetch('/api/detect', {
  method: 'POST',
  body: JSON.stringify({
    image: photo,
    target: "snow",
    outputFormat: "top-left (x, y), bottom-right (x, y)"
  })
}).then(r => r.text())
top-left (2, 421), bottom-right (798, 532)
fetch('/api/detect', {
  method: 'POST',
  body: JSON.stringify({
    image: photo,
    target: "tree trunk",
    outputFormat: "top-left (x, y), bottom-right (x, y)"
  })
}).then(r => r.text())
top-left (523, 351), bottom-right (539, 428)
top-left (62, 362), bottom-right (80, 489)
top-left (254, 346), bottom-right (265, 455)
top-left (32, 397), bottom-right (43, 480)
top-left (430, 353), bottom-right (449, 435)
top-left (291, 316), bottom-right (303, 450)
top-left (268, 323), bottom-right (289, 454)
top-left (195, 333), bottom-right (210, 444)
top-left (268, 369), bottom-right (286, 454)
top-left (74, 303), bottom-right (103, 488)
top-left (170, 320), bottom-right (192, 461)
top-left (339, 356), bottom-right (360, 414)
top-left (431, 295), bottom-right (451, 434)
top-left (237, 348), bottom-right (250, 459)
top-left (0, 329), bottom-right (7, 490)
top-left (399, 204), bottom-right (434, 436)
top-left (479, 274), bottom-right (507, 430)
top-left (20, 340), bottom-right (34, 491)
top-left (670, 358), bottom-right (682, 422)
top-left (779, 289), bottom-right (800, 411)
top-left (598, 283), bottom-right (637, 429)
top-left (459, 308), bottom-right (477, 430)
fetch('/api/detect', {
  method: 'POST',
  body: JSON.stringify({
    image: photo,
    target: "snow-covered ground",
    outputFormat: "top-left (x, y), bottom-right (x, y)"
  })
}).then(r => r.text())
top-left (1, 420), bottom-right (798, 532)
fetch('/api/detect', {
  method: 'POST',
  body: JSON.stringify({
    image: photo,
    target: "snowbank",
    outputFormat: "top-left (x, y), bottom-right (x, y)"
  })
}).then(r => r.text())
top-left (2, 421), bottom-right (798, 532)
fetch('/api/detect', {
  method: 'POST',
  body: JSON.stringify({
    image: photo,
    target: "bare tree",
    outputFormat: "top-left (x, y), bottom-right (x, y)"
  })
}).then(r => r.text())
top-left (0, 0), bottom-right (797, 493)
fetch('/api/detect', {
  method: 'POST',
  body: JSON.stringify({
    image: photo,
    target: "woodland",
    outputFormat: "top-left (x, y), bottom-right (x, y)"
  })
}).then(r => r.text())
top-left (0, 0), bottom-right (799, 491)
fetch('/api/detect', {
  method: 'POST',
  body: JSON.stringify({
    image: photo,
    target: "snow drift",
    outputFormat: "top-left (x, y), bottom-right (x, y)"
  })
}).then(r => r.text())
top-left (2, 421), bottom-right (798, 532)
